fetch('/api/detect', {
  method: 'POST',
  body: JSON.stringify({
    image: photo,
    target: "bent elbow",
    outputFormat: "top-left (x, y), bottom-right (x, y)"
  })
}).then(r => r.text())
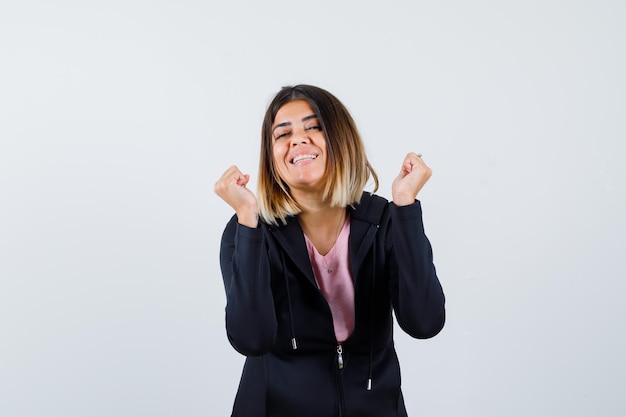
top-left (227, 332), bottom-right (276, 356)
top-left (225, 313), bottom-right (277, 356)
top-left (399, 307), bottom-right (446, 339)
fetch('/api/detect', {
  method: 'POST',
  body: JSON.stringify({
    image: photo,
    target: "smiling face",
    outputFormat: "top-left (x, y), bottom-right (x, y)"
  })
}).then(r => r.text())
top-left (271, 100), bottom-right (328, 195)
top-left (257, 85), bottom-right (378, 225)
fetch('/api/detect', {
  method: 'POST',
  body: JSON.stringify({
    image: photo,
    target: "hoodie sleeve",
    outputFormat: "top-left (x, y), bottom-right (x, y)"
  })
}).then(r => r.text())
top-left (387, 201), bottom-right (446, 339)
top-left (219, 215), bottom-right (277, 356)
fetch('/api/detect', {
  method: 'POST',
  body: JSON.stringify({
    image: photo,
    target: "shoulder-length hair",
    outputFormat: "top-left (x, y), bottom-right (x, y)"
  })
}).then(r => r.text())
top-left (257, 84), bottom-right (379, 225)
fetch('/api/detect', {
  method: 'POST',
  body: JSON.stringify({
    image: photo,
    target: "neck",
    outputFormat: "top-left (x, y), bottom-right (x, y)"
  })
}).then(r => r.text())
top-left (299, 205), bottom-right (345, 227)
top-left (298, 204), bottom-right (346, 256)
top-left (290, 188), bottom-right (333, 221)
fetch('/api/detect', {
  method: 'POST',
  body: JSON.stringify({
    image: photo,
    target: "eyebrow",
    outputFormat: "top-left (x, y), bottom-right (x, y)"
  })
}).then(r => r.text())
top-left (272, 114), bottom-right (318, 132)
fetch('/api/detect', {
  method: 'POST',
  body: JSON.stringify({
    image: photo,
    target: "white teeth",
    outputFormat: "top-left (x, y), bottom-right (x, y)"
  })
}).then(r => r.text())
top-left (292, 154), bottom-right (318, 164)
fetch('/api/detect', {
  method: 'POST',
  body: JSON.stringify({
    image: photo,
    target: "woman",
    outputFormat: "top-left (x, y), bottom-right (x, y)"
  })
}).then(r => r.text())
top-left (214, 85), bottom-right (445, 417)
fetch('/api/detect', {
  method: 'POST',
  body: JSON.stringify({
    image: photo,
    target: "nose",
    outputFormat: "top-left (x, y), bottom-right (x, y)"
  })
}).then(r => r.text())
top-left (290, 130), bottom-right (311, 147)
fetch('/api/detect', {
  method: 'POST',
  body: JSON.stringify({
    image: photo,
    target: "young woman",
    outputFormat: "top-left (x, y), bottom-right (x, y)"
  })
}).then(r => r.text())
top-left (214, 85), bottom-right (445, 417)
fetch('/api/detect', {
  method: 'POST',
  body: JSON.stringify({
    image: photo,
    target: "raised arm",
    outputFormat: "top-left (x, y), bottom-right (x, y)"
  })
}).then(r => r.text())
top-left (215, 166), bottom-right (277, 355)
top-left (388, 153), bottom-right (445, 338)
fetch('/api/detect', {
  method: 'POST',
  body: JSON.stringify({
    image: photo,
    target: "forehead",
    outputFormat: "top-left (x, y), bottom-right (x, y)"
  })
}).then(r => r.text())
top-left (273, 100), bottom-right (316, 125)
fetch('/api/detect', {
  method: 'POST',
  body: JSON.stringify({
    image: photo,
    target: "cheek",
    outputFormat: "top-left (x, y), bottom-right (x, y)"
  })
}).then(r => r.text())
top-left (316, 136), bottom-right (328, 152)
top-left (272, 146), bottom-right (288, 173)
top-left (271, 147), bottom-right (282, 165)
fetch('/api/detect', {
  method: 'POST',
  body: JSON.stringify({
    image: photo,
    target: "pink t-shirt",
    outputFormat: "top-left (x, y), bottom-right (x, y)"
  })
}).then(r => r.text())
top-left (304, 216), bottom-right (354, 342)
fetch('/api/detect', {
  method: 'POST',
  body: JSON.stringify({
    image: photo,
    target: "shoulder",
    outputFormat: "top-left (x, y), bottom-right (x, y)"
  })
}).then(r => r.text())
top-left (350, 192), bottom-right (390, 226)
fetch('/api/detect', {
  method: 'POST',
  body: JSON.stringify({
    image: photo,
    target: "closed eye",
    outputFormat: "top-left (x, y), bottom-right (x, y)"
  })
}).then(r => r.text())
top-left (274, 131), bottom-right (291, 140)
top-left (305, 125), bottom-right (321, 131)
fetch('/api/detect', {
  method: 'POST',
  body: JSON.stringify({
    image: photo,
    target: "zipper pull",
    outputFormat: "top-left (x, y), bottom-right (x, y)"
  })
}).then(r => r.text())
top-left (337, 344), bottom-right (344, 370)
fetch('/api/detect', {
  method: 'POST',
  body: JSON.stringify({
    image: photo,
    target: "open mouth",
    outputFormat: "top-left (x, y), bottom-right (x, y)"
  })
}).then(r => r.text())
top-left (291, 154), bottom-right (318, 164)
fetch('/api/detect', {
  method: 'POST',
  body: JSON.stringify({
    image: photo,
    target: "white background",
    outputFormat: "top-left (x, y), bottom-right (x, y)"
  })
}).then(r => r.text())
top-left (1, 1), bottom-right (625, 416)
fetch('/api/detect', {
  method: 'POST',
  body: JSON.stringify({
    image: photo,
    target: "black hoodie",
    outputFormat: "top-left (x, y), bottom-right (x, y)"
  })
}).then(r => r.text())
top-left (219, 192), bottom-right (445, 417)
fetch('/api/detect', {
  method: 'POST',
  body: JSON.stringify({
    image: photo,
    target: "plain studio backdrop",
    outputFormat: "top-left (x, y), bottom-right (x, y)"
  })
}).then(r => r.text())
top-left (1, 1), bottom-right (624, 416)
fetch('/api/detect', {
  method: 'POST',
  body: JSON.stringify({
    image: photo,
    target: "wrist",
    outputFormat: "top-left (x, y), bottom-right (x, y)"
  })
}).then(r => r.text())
top-left (392, 193), bottom-right (416, 206)
top-left (236, 209), bottom-right (259, 228)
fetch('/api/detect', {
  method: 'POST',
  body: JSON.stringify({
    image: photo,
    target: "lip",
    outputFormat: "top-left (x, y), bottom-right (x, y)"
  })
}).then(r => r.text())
top-left (289, 150), bottom-right (319, 165)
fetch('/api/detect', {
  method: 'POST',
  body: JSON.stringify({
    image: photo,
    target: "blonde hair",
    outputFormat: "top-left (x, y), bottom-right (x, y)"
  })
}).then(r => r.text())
top-left (257, 85), bottom-right (378, 225)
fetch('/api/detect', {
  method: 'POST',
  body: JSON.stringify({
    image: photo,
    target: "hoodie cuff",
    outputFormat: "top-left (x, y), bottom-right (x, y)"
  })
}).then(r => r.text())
top-left (236, 221), bottom-right (264, 242)
top-left (390, 199), bottom-right (423, 221)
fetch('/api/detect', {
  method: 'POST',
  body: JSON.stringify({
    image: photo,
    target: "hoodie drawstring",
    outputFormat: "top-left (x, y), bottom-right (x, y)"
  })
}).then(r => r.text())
top-left (280, 250), bottom-right (298, 350)
top-left (367, 235), bottom-right (376, 391)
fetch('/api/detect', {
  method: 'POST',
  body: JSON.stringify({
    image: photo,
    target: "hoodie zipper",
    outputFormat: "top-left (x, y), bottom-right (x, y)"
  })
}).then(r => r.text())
top-left (335, 343), bottom-right (345, 416)
top-left (336, 344), bottom-right (344, 370)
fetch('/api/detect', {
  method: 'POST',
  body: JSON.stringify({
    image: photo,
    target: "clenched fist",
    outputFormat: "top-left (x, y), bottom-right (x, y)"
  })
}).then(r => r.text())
top-left (391, 153), bottom-right (432, 206)
top-left (214, 165), bottom-right (259, 228)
